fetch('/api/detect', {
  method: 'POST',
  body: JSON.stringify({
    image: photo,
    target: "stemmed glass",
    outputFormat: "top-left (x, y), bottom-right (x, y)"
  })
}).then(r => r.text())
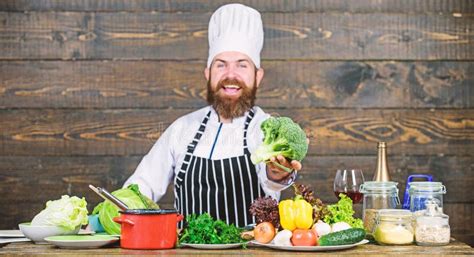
top-left (333, 169), bottom-right (365, 204)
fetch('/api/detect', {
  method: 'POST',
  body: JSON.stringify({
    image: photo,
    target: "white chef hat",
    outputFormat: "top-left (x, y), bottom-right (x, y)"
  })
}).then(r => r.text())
top-left (207, 3), bottom-right (264, 68)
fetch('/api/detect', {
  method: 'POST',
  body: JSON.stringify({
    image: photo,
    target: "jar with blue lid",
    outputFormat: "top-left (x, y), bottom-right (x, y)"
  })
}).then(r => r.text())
top-left (408, 182), bottom-right (446, 213)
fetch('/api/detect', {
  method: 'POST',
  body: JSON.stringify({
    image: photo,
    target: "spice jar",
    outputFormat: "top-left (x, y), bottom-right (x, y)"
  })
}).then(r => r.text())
top-left (373, 209), bottom-right (414, 245)
top-left (415, 200), bottom-right (450, 246)
top-left (360, 181), bottom-right (400, 236)
top-left (409, 182), bottom-right (446, 213)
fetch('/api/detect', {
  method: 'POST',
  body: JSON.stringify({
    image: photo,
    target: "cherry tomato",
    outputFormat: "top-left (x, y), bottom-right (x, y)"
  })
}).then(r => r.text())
top-left (254, 222), bottom-right (276, 244)
top-left (291, 229), bottom-right (317, 246)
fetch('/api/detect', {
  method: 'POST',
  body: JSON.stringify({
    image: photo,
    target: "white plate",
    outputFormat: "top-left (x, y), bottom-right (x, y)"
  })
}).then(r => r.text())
top-left (44, 235), bottom-right (119, 249)
top-left (180, 242), bottom-right (245, 249)
top-left (0, 230), bottom-right (24, 238)
top-left (0, 238), bottom-right (30, 245)
top-left (251, 239), bottom-right (369, 251)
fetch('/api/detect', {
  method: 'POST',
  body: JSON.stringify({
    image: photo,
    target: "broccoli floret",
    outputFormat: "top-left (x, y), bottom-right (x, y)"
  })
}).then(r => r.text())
top-left (250, 117), bottom-right (309, 165)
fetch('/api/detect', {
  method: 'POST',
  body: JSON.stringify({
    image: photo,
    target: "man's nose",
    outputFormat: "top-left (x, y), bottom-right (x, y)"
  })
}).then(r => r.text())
top-left (224, 65), bottom-right (238, 79)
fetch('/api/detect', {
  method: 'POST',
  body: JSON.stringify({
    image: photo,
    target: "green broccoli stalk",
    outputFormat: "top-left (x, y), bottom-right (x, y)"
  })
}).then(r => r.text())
top-left (250, 117), bottom-right (309, 166)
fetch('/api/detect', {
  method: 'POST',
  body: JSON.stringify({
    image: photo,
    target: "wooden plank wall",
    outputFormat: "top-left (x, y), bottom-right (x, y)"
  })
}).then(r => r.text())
top-left (0, 0), bottom-right (473, 246)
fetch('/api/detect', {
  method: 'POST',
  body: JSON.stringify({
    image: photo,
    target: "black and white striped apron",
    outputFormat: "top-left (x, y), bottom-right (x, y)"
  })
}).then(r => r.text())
top-left (173, 108), bottom-right (265, 227)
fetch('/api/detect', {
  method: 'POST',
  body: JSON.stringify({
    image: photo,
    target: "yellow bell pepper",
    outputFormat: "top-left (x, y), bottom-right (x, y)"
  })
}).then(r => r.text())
top-left (278, 196), bottom-right (313, 231)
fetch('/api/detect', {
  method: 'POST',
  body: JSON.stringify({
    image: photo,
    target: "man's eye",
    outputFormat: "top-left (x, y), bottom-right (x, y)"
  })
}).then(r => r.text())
top-left (239, 63), bottom-right (248, 68)
top-left (216, 63), bottom-right (225, 68)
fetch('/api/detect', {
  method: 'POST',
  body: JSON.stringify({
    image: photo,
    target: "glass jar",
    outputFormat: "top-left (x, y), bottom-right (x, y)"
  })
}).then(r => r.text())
top-left (408, 182), bottom-right (446, 213)
top-left (415, 200), bottom-right (450, 246)
top-left (373, 209), bottom-right (414, 245)
top-left (359, 181), bottom-right (400, 236)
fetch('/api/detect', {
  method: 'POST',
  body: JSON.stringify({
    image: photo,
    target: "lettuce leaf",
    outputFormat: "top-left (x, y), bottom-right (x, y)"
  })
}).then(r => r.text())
top-left (323, 194), bottom-right (363, 228)
top-left (31, 195), bottom-right (89, 230)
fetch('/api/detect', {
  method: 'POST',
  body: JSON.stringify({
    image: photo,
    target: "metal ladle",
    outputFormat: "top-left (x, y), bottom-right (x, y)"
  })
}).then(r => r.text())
top-left (89, 184), bottom-right (128, 211)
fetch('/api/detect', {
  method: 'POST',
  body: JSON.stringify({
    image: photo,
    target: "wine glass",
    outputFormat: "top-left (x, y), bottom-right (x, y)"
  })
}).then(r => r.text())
top-left (333, 169), bottom-right (365, 204)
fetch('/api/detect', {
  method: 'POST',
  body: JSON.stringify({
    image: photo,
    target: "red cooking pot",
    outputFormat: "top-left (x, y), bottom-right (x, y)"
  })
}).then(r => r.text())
top-left (113, 209), bottom-right (183, 249)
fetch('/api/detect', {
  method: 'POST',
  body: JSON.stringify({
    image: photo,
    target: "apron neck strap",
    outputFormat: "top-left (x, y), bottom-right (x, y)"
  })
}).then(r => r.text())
top-left (186, 108), bottom-right (256, 155)
top-left (242, 108), bottom-right (255, 155)
top-left (186, 110), bottom-right (211, 154)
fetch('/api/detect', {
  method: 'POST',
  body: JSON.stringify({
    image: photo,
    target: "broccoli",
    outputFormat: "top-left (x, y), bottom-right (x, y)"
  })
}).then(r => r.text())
top-left (250, 117), bottom-right (309, 166)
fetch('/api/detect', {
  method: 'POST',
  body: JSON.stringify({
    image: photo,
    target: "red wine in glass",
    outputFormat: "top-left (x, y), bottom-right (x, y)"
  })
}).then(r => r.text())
top-left (334, 190), bottom-right (364, 204)
top-left (333, 169), bottom-right (365, 204)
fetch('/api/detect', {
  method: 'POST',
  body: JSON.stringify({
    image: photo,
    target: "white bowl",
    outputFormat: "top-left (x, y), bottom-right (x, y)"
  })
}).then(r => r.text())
top-left (19, 223), bottom-right (80, 244)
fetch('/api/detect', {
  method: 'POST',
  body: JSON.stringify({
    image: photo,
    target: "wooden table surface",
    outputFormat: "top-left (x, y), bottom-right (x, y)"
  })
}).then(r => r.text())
top-left (1, 239), bottom-right (472, 257)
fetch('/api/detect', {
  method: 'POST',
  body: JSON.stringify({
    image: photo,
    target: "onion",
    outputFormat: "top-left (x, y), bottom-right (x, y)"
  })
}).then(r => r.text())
top-left (254, 222), bottom-right (276, 244)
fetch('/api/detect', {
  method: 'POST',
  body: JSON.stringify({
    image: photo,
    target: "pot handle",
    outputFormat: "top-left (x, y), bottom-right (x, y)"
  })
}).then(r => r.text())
top-left (177, 214), bottom-right (184, 222)
top-left (113, 216), bottom-right (135, 226)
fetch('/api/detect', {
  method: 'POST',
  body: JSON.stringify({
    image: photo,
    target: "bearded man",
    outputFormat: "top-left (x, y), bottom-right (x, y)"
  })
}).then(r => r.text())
top-left (124, 3), bottom-right (302, 227)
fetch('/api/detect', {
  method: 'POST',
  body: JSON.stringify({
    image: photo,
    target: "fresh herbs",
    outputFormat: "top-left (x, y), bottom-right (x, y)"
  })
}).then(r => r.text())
top-left (249, 196), bottom-right (280, 229)
top-left (179, 213), bottom-right (245, 244)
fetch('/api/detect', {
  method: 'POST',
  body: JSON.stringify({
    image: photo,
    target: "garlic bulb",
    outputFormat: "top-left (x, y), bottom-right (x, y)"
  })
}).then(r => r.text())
top-left (272, 229), bottom-right (293, 246)
top-left (313, 220), bottom-right (331, 237)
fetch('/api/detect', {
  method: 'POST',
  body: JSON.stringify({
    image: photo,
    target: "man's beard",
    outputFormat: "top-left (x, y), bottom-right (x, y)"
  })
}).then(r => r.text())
top-left (206, 77), bottom-right (257, 120)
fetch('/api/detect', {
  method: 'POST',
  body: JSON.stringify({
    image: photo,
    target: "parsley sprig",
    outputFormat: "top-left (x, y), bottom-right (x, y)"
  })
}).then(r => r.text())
top-left (179, 213), bottom-right (246, 244)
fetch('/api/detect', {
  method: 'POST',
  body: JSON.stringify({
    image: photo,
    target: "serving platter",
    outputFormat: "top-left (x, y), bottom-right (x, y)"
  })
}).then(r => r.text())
top-left (180, 242), bottom-right (245, 249)
top-left (250, 239), bottom-right (369, 251)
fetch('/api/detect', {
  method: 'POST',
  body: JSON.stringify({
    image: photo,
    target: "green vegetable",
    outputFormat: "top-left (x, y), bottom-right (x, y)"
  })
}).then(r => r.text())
top-left (31, 195), bottom-right (88, 231)
top-left (179, 213), bottom-right (245, 244)
top-left (250, 117), bottom-right (308, 165)
top-left (319, 228), bottom-right (366, 246)
top-left (323, 194), bottom-right (363, 228)
top-left (92, 184), bottom-right (159, 235)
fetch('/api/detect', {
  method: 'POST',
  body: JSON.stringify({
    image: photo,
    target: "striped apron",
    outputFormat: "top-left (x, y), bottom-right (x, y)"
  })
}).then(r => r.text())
top-left (173, 108), bottom-right (265, 227)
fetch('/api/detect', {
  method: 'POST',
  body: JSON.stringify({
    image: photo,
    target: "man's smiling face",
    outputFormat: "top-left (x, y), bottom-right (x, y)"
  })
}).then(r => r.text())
top-left (205, 51), bottom-right (264, 120)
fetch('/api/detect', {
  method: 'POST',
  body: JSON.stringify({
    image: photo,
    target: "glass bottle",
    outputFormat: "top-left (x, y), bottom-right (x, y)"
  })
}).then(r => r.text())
top-left (359, 181), bottom-right (400, 236)
top-left (373, 209), bottom-right (414, 245)
top-left (373, 142), bottom-right (391, 182)
top-left (415, 200), bottom-right (450, 246)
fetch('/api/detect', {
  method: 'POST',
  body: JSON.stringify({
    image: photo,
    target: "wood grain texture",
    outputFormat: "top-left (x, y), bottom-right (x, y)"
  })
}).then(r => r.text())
top-left (0, 12), bottom-right (472, 60)
top-left (0, 0), bottom-right (472, 249)
top-left (1, 61), bottom-right (472, 109)
top-left (0, 155), bottom-right (470, 208)
top-left (0, 239), bottom-right (473, 256)
top-left (0, 0), bottom-right (473, 13)
top-left (1, 108), bottom-right (473, 156)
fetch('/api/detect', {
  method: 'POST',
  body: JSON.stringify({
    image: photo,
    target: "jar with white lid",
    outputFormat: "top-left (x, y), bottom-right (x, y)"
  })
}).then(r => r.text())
top-left (373, 209), bottom-right (414, 245)
top-left (409, 182), bottom-right (446, 213)
top-left (415, 200), bottom-right (450, 246)
top-left (360, 181), bottom-right (400, 236)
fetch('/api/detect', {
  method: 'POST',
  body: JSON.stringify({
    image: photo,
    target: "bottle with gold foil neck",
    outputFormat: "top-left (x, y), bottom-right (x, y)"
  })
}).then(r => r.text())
top-left (373, 142), bottom-right (391, 181)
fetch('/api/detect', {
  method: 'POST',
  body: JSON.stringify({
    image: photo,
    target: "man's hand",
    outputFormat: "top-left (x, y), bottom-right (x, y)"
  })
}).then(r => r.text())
top-left (266, 155), bottom-right (302, 182)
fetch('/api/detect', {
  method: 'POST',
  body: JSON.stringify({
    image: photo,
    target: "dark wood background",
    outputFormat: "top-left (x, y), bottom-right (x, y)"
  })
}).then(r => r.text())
top-left (0, 0), bottom-right (472, 246)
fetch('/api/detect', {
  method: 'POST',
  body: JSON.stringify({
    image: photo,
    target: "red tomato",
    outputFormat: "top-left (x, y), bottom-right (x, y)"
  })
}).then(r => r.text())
top-left (291, 229), bottom-right (318, 246)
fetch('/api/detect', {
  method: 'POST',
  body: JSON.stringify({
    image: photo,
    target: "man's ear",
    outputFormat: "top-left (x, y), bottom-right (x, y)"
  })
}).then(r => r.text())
top-left (204, 67), bottom-right (210, 81)
top-left (255, 68), bottom-right (264, 88)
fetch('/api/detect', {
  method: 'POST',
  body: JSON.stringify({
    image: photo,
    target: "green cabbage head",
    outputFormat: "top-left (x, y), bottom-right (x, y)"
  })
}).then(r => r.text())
top-left (92, 184), bottom-right (159, 235)
top-left (31, 195), bottom-right (89, 231)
